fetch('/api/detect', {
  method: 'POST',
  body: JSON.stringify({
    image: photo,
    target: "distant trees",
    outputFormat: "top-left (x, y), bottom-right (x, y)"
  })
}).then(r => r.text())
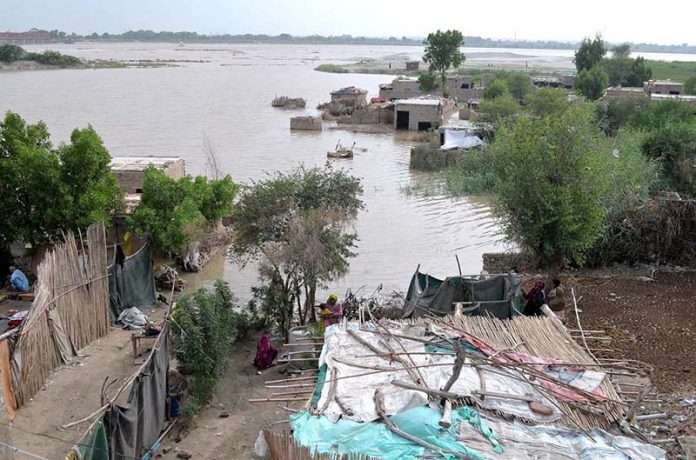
top-left (483, 79), bottom-right (509, 100)
top-left (418, 71), bottom-right (439, 93)
top-left (575, 66), bottom-right (609, 100)
top-left (683, 76), bottom-right (696, 95)
top-left (0, 112), bottom-right (122, 248)
top-left (127, 168), bottom-right (238, 254)
top-left (233, 164), bottom-right (363, 338)
top-left (0, 45), bottom-right (81, 67)
top-left (423, 30), bottom-right (465, 97)
top-left (524, 88), bottom-right (568, 117)
top-left (574, 34), bottom-right (607, 72)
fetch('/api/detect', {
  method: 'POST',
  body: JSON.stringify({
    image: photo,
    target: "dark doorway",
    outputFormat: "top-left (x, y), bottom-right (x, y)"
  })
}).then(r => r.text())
top-left (417, 121), bottom-right (432, 131)
top-left (396, 111), bottom-right (409, 130)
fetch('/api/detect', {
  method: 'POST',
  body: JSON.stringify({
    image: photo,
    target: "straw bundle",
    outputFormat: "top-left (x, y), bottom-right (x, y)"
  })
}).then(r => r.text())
top-left (407, 315), bottom-right (626, 430)
top-left (262, 430), bottom-right (377, 460)
top-left (11, 222), bottom-right (110, 407)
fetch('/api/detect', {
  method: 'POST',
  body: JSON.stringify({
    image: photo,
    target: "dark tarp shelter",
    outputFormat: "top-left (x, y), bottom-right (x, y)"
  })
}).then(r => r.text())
top-left (108, 243), bottom-right (156, 320)
top-left (403, 269), bottom-right (522, 319)
top-left (105, 327), bottom-right (169, 459)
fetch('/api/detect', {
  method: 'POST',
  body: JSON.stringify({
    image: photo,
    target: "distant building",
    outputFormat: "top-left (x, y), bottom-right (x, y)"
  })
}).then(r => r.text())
top-left (394, 97), bottom-right (444, 131)
top-left (110, 156), bottom-right (185, 192)
top-left (0, 29), bottom-right (51, 44)
top-left (379, 76), bottom-right (482, 102)
top-left (604, 86), bottom-right (646, 101)
top-left (405, 61), bottom-right (420, 71)
top-left (532, 76), bottom-right (562, 88)
top-left (560, 74), bottom-right (575, 89)
top-left (645, 80), bottom-right (684, 96)
top-left (330, 86), bottom-right (368, 107)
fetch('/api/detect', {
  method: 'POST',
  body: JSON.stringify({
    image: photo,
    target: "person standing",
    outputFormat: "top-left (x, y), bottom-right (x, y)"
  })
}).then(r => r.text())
top-left (547, 278), bottom-right (567, 321)
top-left (320, 293), bottom-right (343, 329)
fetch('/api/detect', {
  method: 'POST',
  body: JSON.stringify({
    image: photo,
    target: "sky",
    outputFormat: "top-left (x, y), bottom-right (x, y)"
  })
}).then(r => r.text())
top-left (2, 0), bottom-right (696, 45)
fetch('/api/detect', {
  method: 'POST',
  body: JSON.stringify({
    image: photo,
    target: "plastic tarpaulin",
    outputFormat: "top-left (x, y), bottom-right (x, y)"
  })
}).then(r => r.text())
top-left (72, 419), bottom-right (110, 460)
top-left (104, 328), bottom-right (169, 460)
top-left (291, 405), bottom-right (498, 460)
top-left (108, 243), bottom-right (155, 320)
top-left (404, 270), bottom-right (521, 319)
top-left (440, 130), bottom-right (485, 151)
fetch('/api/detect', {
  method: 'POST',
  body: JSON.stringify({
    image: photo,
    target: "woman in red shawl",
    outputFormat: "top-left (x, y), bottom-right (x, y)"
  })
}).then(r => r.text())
top-left (253, 331), bottom-right (278, 371)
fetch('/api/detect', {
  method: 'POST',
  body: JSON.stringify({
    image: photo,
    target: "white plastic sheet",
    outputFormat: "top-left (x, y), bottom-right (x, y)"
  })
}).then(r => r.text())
top-left (441, 130), bottom-right (485, 150)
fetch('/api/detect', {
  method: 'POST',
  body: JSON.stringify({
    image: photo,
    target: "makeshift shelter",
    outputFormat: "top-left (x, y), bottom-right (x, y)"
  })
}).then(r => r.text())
top-left (403, 268), bottom-right (521, 319)
top-left (107, 243), bottom-right (156, 320)
top-left (259, 316), bottom-right (665, 459)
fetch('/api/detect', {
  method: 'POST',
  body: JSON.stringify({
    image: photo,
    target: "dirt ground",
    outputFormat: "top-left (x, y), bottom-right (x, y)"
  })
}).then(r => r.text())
top-left (159, 332), bottom-right (299, 460)
top-left (8, 303), bottom-right (167, 459)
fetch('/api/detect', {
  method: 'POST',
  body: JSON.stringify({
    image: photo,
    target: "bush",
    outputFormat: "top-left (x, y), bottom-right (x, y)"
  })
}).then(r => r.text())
top-left (685, 77), bottom-right (696, 96)
top-left (314, 63), bottom-right (348, 73)
top-left (575, 66), bottom-right (608, 101)
top-left (524, 88), bottom-right (568, 117)
top-left (26, 50), bottom-right (82, 67)
top-left (0, 44), bottom-right (26, 63)
top-left (445, 149), bottom-right (498, 195)
top-left (484, 79), bottom-right (509, 100)
top-left (172, 281), bottom-right (249, 415)
top-left (409, 141), bottom-right (466, 171)
top-left (477, 93), bottom-right (520, 124)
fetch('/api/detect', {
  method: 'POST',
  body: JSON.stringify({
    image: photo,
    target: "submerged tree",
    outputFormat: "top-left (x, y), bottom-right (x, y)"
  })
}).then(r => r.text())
top-left (233, 163), bottom-right (363, 338)
top-left (422, 30), bottom-right (465, 97)
top-left (493, 105), bottom-right (610, 282)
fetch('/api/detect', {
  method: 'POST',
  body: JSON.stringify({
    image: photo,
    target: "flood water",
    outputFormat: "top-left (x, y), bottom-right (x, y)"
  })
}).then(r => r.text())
top-left (0, 43), bottom-right (529, 299)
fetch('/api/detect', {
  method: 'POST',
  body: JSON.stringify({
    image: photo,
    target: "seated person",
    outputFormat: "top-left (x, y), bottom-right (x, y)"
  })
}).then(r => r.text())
top-left (522, 280), bottom-right (545, 316)
top-left (8, 266), bottom-right (30, 293)
top-left (547, 278), bottom-right (567, 320)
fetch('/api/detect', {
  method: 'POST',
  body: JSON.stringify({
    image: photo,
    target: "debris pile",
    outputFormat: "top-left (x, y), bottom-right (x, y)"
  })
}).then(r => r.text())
top-left (271, 96), bottom-right (307, 109)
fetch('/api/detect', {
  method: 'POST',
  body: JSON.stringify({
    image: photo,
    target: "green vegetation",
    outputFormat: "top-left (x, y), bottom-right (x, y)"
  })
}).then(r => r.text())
top-left (647, 60), bottom-right (696, 82)
top-left (0, 112), bottom-right (122, 248)
top-left (314, 63), bottom-right (349, 74)
top-left (423, 29), bottom-right (465, 97)
top-left (575, 66), bottom-right (609, 101)
top-left (483, 79), bottom-right (509, 100)
top-left (410, 141), bottom-right (468, 171)
top-left (445, 149), bottom-right (497, 195)
top-left (233, 164), bottom-right (363, 339)
top-left (477, 94), bottom-right (520, 124)
top-left (524, 88), bottom-right (569, 117)
top-left (172, 281), bottom-right (249, 418)
top-left (685, 77), bottom-right (696, 95)
top-left (574, 34), bottom-right (606, 72)
top-left (418, 70), bottom-right (439, 93)
top-left (0, 44), bottom-right (82, 67)
top-left (127, 168), bottom-right (238, 254)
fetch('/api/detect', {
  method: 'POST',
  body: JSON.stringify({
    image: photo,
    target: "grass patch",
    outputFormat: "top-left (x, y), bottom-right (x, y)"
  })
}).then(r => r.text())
top-left (445, 149), bottom-right (498, 196)
top-left (315, 63), bottom-right (349, 73)
top-left (646, 60), bottom-right (696, 82)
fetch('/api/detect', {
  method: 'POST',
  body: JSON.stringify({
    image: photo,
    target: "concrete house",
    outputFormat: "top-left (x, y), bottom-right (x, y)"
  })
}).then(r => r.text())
top-left (394, 98), bottom-right (443, 131)
top-left (110, 157), bottom-right (185, 212)
top-left (645, 80), bottom-right (684, 96)
top-left (446, 76), bottom-right (482, 101)
top-left (405, 61), bottom-right (420, 71)
top-left (379, 78), bottom-right (422, 101)
top-left (379, 76), bottom-right (481, 102)
top-left (330, 87), bottom-right (368, 107)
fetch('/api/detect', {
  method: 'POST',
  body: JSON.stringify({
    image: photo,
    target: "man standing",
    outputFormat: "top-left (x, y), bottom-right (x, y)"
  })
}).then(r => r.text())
top-left (8, 266), bottom-right (30, 293)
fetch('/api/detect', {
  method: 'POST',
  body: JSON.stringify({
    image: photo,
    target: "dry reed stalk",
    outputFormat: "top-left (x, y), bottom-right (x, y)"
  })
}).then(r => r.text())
top-left (263, 430), bottom-right (377, 460)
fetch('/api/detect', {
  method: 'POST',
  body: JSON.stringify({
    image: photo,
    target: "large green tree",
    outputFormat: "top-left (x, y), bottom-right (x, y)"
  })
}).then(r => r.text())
top-left (574, 34), bottom-right (607, 71)
top-left (422, 30), bottom-right (465, 97)
top-left (0, 112), bottom-right (121, 247)
top-left (602, 43), bottom-right (652, 87)
top-left (417, 70), bottom-right (439, 93)
top-left (493, 105), bottom-right (610, 281)
top-left (233, 163), bottom-right (363, 337)
top-left (575, 66), bottom-right (609, 100)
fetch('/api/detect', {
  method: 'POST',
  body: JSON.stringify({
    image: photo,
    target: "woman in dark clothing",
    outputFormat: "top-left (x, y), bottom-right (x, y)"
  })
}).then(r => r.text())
top-left (522, 280), bottom-right (546, 316)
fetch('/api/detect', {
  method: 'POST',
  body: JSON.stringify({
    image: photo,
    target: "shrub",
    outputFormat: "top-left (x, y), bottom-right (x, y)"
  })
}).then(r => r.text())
top-left (445, 149), bottom-right (498, 195)
top-left (0, 44), bottom-right (26, 63)
top-left (172, 281), bottom-right (249, 415)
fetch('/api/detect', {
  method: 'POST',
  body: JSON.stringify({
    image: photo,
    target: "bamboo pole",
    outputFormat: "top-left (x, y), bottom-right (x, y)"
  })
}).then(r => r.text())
top-left (249, 397), bottom-right (309, 403)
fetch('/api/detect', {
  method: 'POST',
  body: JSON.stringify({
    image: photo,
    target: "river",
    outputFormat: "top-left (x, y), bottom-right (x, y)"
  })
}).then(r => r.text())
top-left (0, 42), bottom-right (542, 300)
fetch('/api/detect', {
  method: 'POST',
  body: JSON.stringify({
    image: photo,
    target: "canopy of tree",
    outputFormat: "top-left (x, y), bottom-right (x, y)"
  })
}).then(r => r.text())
top-left (127, 167), bottom-right (238, 253)
top-left (574, 34), bottom-right (607, 72)
top-left (423, 30), bottom-right (465, 97)
top-left (233, 164), bottom-right (363, 337)
top-left (575, 66), bottom-right (609, 101)
top-left (0, 112), bottom-right (122, 247)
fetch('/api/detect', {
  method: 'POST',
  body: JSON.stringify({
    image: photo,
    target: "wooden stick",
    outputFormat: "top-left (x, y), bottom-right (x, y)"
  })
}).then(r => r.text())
top-left (471, 390), bottom-right (534, 402)
top-left (439, 399), bottom-right (453, 428)
top-left (249, 397), bottom-right (309, 403)
top-left (277, 357), bottom-right (319, 363)
top-left (391, 380), bottom-right (466, 401)
top-left (265, 383), bottom-right (316, 389)
top-left (374, 388), bottom-right (469, 459)
top-left (635, 413), bottom-right (669, 421)
top-left (265, 375), bottom-right (317, 385)
top-left (271, 390), bottom-right (315, 397)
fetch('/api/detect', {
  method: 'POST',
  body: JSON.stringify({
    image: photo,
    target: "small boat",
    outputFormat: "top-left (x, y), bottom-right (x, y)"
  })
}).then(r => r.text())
top-left (327, 141), bottom-right (354, 159)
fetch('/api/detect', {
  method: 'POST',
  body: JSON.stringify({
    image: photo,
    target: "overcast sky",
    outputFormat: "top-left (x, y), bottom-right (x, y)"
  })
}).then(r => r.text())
top-left (3, 0), bottom-right (695, 45)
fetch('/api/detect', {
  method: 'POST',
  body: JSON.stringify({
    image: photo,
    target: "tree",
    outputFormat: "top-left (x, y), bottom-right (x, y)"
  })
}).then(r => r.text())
top-left (477, 93), bottom-right (520, 124)
top-left (611, 43), bottom-right (631, 58)
top-left (417, 70), bottom-right (439, 93)
top-left (603, 55), bottom-right (652, 87)
top-left (233, 164), bottom-right (363, 338)
top-left (422, 30), bottom-right (465, 97)
top-left (483, 79), bottom-right (509, 100)
top-left (128, 168), bottom-right (238, 253)
top-left (0, 112), bottom-right (121, 247)
top-left (574, 34), bottom-right (606, 71)
top-left (524, 88), bottom-right (568, 116)
top-left (575, 66), bottom-right (608, 100)
top-left (505, 71), bottom-right (533, 101)
top-left (492, 105), bottom-right (609, 281)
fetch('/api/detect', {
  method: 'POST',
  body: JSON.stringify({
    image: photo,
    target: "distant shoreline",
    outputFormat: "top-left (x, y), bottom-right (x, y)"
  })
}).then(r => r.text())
top-left (19, 38), bottom-right (696, 56)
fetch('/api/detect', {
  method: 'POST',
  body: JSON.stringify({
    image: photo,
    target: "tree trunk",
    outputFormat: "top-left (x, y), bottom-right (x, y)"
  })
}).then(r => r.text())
top-left (546, 255), bottom-right (563, 295)
top-left (441, 72), bottom-right (448, 98)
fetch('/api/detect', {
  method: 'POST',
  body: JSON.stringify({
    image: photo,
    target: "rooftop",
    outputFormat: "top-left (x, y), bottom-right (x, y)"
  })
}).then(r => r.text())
top-left (331, 86), bottom-right (368, 95)
top-left (396, 97), bottom-right (442, 106)
top-left (109, 156), bottom-right (182, 172)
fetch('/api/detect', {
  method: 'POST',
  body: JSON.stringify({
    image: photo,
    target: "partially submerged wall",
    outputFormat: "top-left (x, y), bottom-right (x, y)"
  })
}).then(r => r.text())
top-left (290, 116), bottom-right (322, 131)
